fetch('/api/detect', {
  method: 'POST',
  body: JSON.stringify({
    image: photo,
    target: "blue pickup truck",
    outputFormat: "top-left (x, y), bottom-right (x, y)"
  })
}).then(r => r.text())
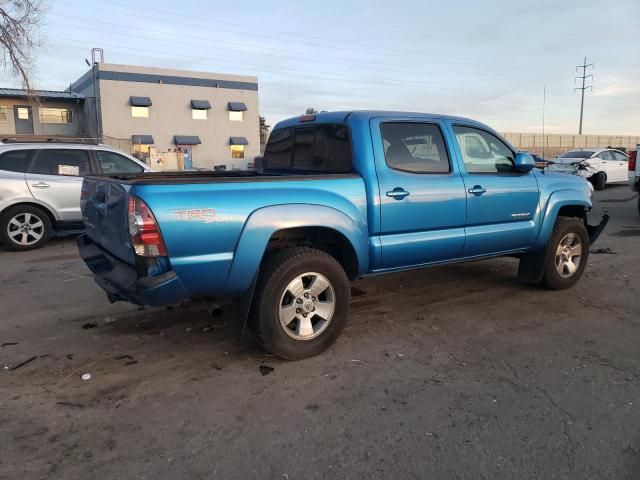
top-left (78, 111), bottom-right (607, 359)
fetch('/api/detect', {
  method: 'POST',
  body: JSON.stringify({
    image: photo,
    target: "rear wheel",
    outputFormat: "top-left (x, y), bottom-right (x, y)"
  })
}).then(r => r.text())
top-left (541, 216), bottom-right (589, 290)
top-left (0, 205), bottom-right (52, 251)
top-left (250, 247), bottom-right (351, 360)
top-left (592, 172), bottom-right (606, 190)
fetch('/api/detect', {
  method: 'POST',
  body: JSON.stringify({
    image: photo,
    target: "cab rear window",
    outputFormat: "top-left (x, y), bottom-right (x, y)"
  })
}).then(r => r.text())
top-left (263, 124), bottom-right (352, 173)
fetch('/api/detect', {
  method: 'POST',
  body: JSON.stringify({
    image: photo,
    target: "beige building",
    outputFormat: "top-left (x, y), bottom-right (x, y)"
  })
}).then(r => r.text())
top-left (70, 63), bottom-right (259, 170)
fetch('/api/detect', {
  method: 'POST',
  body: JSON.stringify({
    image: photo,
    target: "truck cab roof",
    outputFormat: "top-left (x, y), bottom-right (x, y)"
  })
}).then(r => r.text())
top-left (274, 110), bottom-right (486, 130)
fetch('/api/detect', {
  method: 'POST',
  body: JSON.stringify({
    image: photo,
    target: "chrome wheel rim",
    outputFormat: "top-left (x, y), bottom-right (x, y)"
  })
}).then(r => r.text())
top-left (279, 272), bottom-right (336, 341)
top-left (7, 213), bottom-right (44, 246)
top-left (555, 233), bottom-right (583, 278)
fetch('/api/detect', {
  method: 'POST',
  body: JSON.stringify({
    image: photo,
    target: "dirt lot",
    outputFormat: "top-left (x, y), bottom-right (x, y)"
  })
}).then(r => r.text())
top-left (1, 185), bottom-right (639, 480)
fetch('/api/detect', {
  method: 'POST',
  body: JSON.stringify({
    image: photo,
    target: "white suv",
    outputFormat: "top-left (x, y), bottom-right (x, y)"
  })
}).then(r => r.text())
top-left (0, 142), bottom-right (151, 250)
top-left (629, 146), bottom-right (639, 215)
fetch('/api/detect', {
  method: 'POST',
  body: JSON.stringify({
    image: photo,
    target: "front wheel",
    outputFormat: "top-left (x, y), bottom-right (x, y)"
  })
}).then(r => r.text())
top-left (592, 172), bottom-right (606, 190)
top-left (541, 216), bottom-right (589, 290)
top-left (250, 247), bottom-right (351, 360)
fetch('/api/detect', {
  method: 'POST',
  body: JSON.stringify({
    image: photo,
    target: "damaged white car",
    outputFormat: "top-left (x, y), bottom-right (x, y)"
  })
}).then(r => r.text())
top-left (547, 148), bottom-right (629, 190)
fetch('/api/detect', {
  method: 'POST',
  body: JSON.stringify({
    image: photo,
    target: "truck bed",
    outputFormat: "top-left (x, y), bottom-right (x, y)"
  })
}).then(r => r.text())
top-left (80, 171), bottom-right (367, 276)
top-left (93, 170), bottom-right (359, 185)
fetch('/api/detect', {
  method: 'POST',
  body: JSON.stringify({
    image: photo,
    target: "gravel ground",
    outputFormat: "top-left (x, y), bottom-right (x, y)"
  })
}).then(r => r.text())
top-left (1, 185), bottom-right (639, 480)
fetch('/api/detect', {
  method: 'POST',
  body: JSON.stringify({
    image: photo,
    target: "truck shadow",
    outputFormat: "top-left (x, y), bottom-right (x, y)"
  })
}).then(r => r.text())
top-left (97, 257), bottom-right (522, 358)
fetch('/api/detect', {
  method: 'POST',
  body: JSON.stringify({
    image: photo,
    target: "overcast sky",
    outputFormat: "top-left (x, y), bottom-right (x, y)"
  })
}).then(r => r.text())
top-left (2, 0), bottom-right (639, 134)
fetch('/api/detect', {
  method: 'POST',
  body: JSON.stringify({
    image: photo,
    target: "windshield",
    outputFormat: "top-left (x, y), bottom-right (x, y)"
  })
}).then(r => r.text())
top-left (558, 150), bottom-right (593, 159)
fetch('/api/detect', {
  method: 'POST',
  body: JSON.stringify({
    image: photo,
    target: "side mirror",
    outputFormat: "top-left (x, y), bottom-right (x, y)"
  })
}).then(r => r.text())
top-left (514, 152), bottom-right (535, 173)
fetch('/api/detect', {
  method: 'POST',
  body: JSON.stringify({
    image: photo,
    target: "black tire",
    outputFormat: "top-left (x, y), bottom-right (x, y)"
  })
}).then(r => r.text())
top-left (541, 216), bottom-right (589, 290)
top-left (592, 172), bottom-right (606, 190)
top-left (249, 247), bottom-right (351, 360)
top-left (637, 193), bottom-right (640, 217)
top-left (0, 205), bottom-right (52, 251)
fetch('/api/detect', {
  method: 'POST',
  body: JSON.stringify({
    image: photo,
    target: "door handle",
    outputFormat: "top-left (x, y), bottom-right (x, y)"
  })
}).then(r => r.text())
top-left (31, 182), bottom-right (50, 189)
top-left (386, 188), bottom-right (410, 200)
top-left (468, 185), bottom-right (487, 196)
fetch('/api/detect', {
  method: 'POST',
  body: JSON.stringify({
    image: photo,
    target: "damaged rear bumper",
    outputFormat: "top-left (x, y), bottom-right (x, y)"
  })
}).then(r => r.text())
top-left (77, 234), bottom-right (190, 306)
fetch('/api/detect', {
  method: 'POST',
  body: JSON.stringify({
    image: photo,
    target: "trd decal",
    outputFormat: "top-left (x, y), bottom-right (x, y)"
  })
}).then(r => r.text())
top-left (174, 209), bottom-right (232, 223)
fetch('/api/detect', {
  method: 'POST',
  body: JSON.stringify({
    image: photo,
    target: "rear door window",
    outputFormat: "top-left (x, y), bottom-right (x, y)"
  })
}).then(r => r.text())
top-left (29, 149), bottom-right (91, 176)
top-left (263, 124), bottom-right (352, 173)
top-left (96, 151), bottom-right (144, 174)
top-left (0, 149), bottom-right (35, 173)
top-left (612, 151), bottom-right (628, 161)
top-left (381, 122), bottom-right (450, 173)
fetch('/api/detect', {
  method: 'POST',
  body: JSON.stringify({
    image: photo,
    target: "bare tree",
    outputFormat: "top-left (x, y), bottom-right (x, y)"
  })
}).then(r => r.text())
top-left (0, 0), bottom-right (43, 91)
top-left (304, 107), bottom-right (318, 115)
top-left (259, 115), bottom-right (270, 144)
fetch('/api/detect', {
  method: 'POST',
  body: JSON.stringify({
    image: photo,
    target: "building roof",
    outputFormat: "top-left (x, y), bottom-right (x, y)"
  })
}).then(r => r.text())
top-left (0, 88), bottom-right (84, 101)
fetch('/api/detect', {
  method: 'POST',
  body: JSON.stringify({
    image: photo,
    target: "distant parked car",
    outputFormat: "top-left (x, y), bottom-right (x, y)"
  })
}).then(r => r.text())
top-left (628, 147), bottom-right (639, 215)
top-left (529, 153), bottom-right (548, 169)
top-left (547, 148), bottom-right (629, 190)
top-left (0, 142), bottom-right (152, 250)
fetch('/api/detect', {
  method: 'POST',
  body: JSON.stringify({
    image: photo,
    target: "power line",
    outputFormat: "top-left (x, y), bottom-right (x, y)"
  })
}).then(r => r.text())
top-left (574, 56), bottom-right (593, 135)
top-left (51, 0), bottom-right (555, 72)
top-left (46, 40), bottom-right (515, 95)
top-left (45, 18), bottom-right (535, 82)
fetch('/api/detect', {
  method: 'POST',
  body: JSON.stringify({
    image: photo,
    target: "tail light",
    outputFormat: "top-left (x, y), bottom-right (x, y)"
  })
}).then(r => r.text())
top-left (128, 196), bottom-right (167, 257)
top-left (629, 151), bottom-right (637, 171)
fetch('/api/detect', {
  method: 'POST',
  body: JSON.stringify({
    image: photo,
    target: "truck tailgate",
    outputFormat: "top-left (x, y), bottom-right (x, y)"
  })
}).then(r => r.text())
top-left (81, 176), bottom-right (136, 265)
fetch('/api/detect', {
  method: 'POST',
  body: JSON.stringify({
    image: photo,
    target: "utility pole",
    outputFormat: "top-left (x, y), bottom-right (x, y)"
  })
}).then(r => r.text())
top-left (575, 56), bottom-right (593, 135)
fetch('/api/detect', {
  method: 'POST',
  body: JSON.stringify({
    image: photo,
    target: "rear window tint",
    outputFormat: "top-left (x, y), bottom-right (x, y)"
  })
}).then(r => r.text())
top-left (558, 150), bottom-right (592, 159)
top-left (29, 149), bottom-right (90, 176)
top-left (97, 151), bottom-right (144, 174)
top-left (263, 125), bottom-right (352, 173)
top-left (0, 149), bottom-right (35, 173)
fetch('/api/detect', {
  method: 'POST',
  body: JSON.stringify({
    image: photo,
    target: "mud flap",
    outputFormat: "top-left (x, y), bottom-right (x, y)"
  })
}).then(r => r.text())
top-left (586, 214), bottom-right (609, 245)
top-left (229, 274), bottom-right (258, 342)
top-left (517, 248), bottom-right (547, 285)
top-left (519, 213), bottom-right (609, 285)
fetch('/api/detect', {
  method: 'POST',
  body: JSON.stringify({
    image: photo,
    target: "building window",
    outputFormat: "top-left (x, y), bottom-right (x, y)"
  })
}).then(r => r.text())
top-left (131, 106), bottom-right (149, 118)
top-left (192, 109), bottom-right (207, 120)
top-left (17, 107), bottom-right (30, 120)
top-left (133, 144), bottom-right (152, 164)
top-left (39, 108), bottom-right (73, 124)
top-left (231, 145), bottom-right (245, 158)
top-left (229, 110), bottom-right (243, 122)
top-left (0, 106), bottom-right (8, 122)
